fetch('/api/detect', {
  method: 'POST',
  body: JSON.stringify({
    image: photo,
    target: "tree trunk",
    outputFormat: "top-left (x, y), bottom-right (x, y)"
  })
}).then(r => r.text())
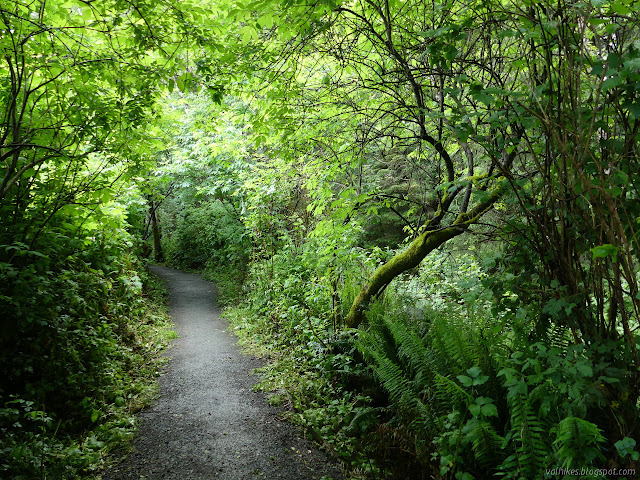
top-left (345, 225), bottom-right (465, 328)
top-left (150, 200), bottom-right (164, 262)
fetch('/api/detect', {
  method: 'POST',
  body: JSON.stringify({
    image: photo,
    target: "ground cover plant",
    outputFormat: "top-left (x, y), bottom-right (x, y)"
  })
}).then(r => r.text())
top-left (1, 0), bottom-right (194, 476)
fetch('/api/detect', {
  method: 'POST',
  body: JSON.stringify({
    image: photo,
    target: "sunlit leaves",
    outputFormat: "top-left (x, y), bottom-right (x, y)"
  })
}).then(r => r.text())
top-left (0, 0), bottom-right (222, 257)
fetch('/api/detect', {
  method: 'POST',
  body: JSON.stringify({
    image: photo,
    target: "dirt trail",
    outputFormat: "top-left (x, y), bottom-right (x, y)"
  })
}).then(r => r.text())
top-left (103, 265), bottom-right (343, 480)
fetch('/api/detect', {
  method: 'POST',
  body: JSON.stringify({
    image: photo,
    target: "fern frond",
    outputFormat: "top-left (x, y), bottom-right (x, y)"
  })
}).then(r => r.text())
top-left (358, 315), bottom-right (436, 401)
top-left (464, 419), bottom-right (505, 467)
top-left (434, 373), bottom-right (473, 411)
top-left (554, 417), bottom-right (606, 468)
top-left (356, 318), bottom-right (438, 431)
top-left (429, 314), bottom-right (479, 373)
top-left (542, 321), bottom-right (572, 353)
top-left (528, 381), bottom-right (557, 418)
top-left (412, 396), bottom-right (435, 433)
top-left (506, 391), bottom-right (549, 478)
top-left (381, 315), bottom-right (431, 379)
top-left (368, 348), bottom-right (415, 404)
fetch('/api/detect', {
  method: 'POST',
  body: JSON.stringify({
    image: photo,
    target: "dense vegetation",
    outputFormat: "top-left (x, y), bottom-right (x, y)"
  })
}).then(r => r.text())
top-left (2, 0), bottom-right (640, 478)
top-left (0, 0), bottom-right (190, 477)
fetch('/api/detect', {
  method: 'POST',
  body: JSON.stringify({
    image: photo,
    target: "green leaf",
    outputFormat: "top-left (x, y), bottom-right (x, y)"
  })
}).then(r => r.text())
top-left (241, 26), bottom-right (254, 44)
top-left (444, 46), bottom-right (459, 61)
top-left (261, 14), bottom-right (274, 28)
top-left (472, 189), bottom-right (490, 203)
top-left (576, 363), bottom-right (593, 377)
top-left (90, 409), bottom-right (100, 423)
top-left (473, 92), bottom-right (493, 106)
top-left (590, 244), bottom-right (618, 262)
top-left (473, 375), bottom-right (489, 386)
top-left (481, 404), bottom-right (498, 417)
top-left (627, 102), bottom-right (640, 120)
top-left (615, 437), bottom-right (637, 459)
top-left (466, 366), bottom-right (482, 378)
top-left (176, 72), bottom-right (195, 93)
top-left (610, 1), bottom-right (632, 14)
top-left (418, 25), bottom-right (453, 38)
top-left (599, 376), bottom-right (620, 384)
top-left (99, 188), bottom-right (115, 203)
top-left (602, 75), bottom-right (623, 91)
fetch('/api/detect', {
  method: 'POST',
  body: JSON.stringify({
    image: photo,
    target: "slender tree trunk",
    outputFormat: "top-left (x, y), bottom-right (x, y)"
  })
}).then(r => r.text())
top-left (149, 200), bottom-right (164, 262)
top-left (345, 225), bottom-right (465, 328)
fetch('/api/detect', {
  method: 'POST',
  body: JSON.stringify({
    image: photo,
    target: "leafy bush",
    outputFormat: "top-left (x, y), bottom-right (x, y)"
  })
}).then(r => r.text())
top-left (220, 220), bottom-right (639, 479)
top-left (357, 293), bottom-right (638, 479)
top-left (0, 225), bottom-right (173, 478)
top-left (163, 200), bottom-right (251, 271)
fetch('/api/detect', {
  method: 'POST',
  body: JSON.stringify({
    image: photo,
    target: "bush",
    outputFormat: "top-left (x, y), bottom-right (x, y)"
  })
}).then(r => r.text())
top-left (163, 201), bottom-right (250, 269)
top-left (0, 228), bottom-right (174, 478)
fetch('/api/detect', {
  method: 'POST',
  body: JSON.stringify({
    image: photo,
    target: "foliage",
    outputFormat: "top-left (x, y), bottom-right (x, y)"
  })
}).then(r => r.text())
top-left (0, 2), bottom-right (195, 470)
top-left (2, 0), bottom-right (638, 477)
top-left (0, 0), bottom-right (210, 253)
top-left (223, 225), bottom-right (393, 476)
top-left (227, 0), bottom-right (640, 338)
top-left (356, 275), bottom-right (636, 479)
top-left (220, 223), bottom-right (638, 478)
top-left (163, 200), bottom-right (250, 269)
top-left (0, 225), bottom-right (174, 478)
top-left (150, 0), bottom-right (640, 470)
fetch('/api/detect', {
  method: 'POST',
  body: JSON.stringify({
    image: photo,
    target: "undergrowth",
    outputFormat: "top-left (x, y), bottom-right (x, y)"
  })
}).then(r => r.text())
top-left (0, 247), bottom-right (175, 479)
top-left (221, 246), bottom-right (640, 479)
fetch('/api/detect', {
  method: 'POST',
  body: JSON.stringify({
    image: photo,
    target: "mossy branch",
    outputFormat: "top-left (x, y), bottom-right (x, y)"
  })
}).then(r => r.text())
top-left (345, 180), bottom-right (506, 328)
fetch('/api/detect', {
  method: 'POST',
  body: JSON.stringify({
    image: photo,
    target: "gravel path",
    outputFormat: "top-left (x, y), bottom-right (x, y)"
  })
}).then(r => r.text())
top-left (103, 265), bottom-right (343, 480)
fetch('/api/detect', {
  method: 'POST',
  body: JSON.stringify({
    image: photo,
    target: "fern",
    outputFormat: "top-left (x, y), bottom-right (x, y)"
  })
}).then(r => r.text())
top-left (464, 419), bottom-right (504, 467)
top-left (356, 314), bottom-right (436, 406)
top-left (412, 396), bottom-right (435, 433)
top-left (357, 310), bottom-right (512, 476)
top-left (504, 388), bottom-right (549, 478)
top-left (428, 314), bottom-right (479, 372)
top-left (543, 322), bottom-right (573, 352)
top-left (434, 373), bottom-right (473, 412)
top-left (382, 315), bottom-right (432, 380)
top-left (356, 314), bottom-right (443, 431)
top-left (554, 417), bottom-right (606, 468)
top-left (528, 381), bottom-right (556, 418)
top-left (368, 347), bottom-right (416, 405)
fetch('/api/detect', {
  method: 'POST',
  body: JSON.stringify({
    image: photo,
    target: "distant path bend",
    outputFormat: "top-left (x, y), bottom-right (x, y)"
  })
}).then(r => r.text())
top-left (104, 265), bottom-right (343, 480)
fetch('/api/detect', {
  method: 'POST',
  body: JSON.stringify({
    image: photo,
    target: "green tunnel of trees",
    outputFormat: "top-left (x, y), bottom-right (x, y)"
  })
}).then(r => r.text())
top-left (2, 0), bottom-right (640, 478)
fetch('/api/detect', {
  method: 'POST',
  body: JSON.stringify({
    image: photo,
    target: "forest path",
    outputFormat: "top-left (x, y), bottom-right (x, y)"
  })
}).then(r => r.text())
top-left (103, 265), bottom-right (343, 480)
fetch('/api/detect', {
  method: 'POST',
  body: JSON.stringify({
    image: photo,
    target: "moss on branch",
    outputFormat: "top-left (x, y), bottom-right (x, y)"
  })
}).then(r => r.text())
top-left (345, 181), bottom-right (506, 328)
